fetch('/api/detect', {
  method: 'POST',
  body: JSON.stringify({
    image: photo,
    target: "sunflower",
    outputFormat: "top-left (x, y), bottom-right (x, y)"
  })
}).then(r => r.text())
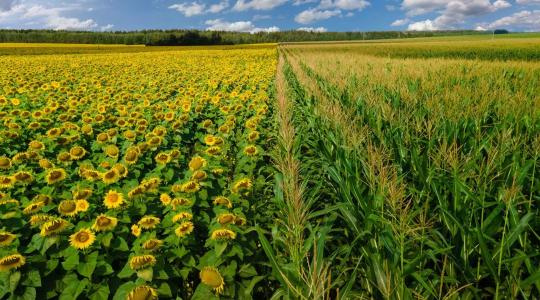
top-left (76, 199), bottom-right (89, 212)
top-left (169, 149), bottom-right (181, 159)
top-left (96, 133), bottom-right (109, 143)
top-left (13, 171), bottom-right (33, 185)
top-left (45, 168), bottom-right (67, 185)
top-left (131, 224), bottom-right (141, 237)
top-left (28, 140), bottom-right (45, 151)
top-left (40, 218), bottom-right (69, 237)
top-left (104, 145), bottom-right (120, 158)
top-left (213, 196), bottom-right (232, 208)
top-left (154, 152), bottom-right (171, 165)
top-left (129, 255), bottom-right (157, 270)
top-left (0, 231), bottom-right (16, 247)
top-left (92, 215), bottom-right (118, 232)
top-left (210, 229), bottom-right (237, 240)
top-left (113, 164), bottom-right (129, 178)
top-left (217, 213), bottom-right (236, 226)
top-left (0, 156), bottom-right (12, 170)
top-left (138, 216), bottom-right (160, 230)
top-left (58, 200), bottom-right (79, 217)
top-left (0, 254), bottom-right (25, 272)
top-left (243, 145), bottom-right (258, 156)
top-left (191, 170), bottom-right (207, 182)
top-left (212, 168), bottom-right (224, 175)
top-left (29, 214), bottom-right (52, 227)
top-left (175, 221), bottom-right (194, 238)
top-left (172, 212), bottom-right (193, 223)
top-left (170, 198), bottom-right (192, 209)
top-left (181, 181), bottom-right (200, 193)
top-left (73, 189), bottom-right (92, 200)
top-left (159, 193), bottom-right (172, 206)
top-left (128, 186), bottom-right (145, 199)
top-left (200, 267), bottom-right (225, 294)
top-left (141, 177), bottom-right (160, 191)
top-left (38, 158), bottom-right (53, 169)
top-left (205, 146), bottom-right (222, 156)
top-left (142, 239), bottom-right (163, 252)
top-left (104, 190), bottom-right (124, 209)
top-left (247, 131), bottom-right (260, 142)
top-left (0, 176), bottom-right (15, 189)
top-left (204, 135), bottom-right (217, 146)
top-left (69, 146), bottom-right (86, 160)
top-left (234, 217), bottom-right (247, 226)
top-left (231, 178), bottom-right (252, 194)
top-left (188, 156), bottom-right (207, 171)
top-left (126, 285), bottom-right (158, 300)
top-left (69, 229), bottom-right (95, 250)
top-left (101, 169), bottom-right (120, 185)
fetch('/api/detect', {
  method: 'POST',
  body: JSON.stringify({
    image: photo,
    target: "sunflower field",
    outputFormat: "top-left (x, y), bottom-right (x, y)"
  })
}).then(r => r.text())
top-left (0, 45), bottom-right (277, 299)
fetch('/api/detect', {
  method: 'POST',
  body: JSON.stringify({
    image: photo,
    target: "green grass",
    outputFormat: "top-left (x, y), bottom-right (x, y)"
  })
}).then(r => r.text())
top-left (268, 38), bottom-right (540, 299)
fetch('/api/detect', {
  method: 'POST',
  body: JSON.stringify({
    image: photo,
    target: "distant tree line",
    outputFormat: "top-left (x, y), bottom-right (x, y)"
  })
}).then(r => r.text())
top-left (0, 29), bottom-right (490, 45)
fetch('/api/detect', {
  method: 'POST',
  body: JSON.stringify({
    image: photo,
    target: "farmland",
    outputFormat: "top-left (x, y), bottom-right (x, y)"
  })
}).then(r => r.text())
top-left (0, 36), bottom-right (539, 299)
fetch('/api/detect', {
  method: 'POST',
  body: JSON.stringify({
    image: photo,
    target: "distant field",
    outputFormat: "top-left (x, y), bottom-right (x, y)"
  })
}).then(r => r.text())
top-left (0, 43), bottom-right (276, 56)
top-left (284, 34), bottom-right (540, 61)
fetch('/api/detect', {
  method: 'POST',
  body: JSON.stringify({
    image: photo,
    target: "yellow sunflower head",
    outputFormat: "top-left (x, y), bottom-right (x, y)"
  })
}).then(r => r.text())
top-left (129, 255), bottom-right (157, 270)
top-left (213, 196), bottom-right (232, 208)
top-left (159, 193), bottom-right (172, 206)
top-left (69, 228), bottom-right (95, 250)
top-left (188, 156), bottom-right (206, 171)
top-left (0, 176), bottom-right (15, 189)
top-left (45, 168), bottom-right (67, 185)
top-left (231, 178), bottom-right (252, 194)
top-left (40, 218), bottom-right (69, 237)
top-left (142, 239), bottom-right (163, 252)
top-left (200, 267), bottom-right (225, 294)
top-left (126, 285), bottom-right (158, 300)
top-left (210, 229), bottom-right (237, 240)
top-left (170, 197), bottom-right (192, 209)
top-left (76, 199), bottom-right (90, 212)
top-left (131, 224), bottom-right (142, 237)
top-left (104, 190), bottom-right (124, 209)
top-left (0, 231), bottom-right (17, 247)
top-left (69, 146), bottom-right (86, 160)
top-left (101, 169), bottom-right (120, 185)
top-left (58, 200), bottom-right (79, 217)
top-left (0, 254), bottom-right (25, 272)
top-left (217, 213), bottom-right (236, 226)
top-left (191, 170), bottom-right (207, 182)
top-left (181, 181), bottom-right (200, 193)
top-left (172, 212), bottom-right (193, 223)
top-left (138, 216), bottom-right (160, 230)
top-left (92, 215), bottom-right (118, 232)
top-left (0, 156), bottom-right (12, 170)
top-left (205, 146), bottom-right (222, 156)
top-left (175, 221), bottom-right (194, 238)
top-left (154, 152), bottom-right (171, 165)
top-left (243, 145), bottom-right (258, 156)
top-left (13, 171), bottom-right (33, 185)
top-left (73, 188), bottom-right (92, 200)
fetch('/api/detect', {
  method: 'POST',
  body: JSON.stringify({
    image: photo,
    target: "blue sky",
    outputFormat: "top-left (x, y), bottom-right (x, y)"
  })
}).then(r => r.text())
top-left (0, 0), bottom-right (539, 32)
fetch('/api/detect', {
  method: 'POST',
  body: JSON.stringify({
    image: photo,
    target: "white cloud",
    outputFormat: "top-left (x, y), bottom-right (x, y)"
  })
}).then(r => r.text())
top-left (485, 10), bottom-right (540, 31)
top-left (293, 0), bottom-right (318, 5)
top-left (209, 1), bottom-right (229, 13)
top-left (0, 3), bottom-right (99, 30)
top-left (297, 26), bottom-right (328, 32)
top-left (391, 18), bottom-right (409, 26)
top-left (516, 0), bottom-right (540, 4)
top-left (205, 18), bottom-right (280, 33)
top-left (295, 8), bottom-right (340, 24)
top-left (404, 0), bottom-right (512, 30)
top-left (319, 0), bottom-right (369, 10)
top-left (233, 0), bottom-right (287, 11)
top-left (294, 0), bottom-right (369, 24)
top-left (100, 24), bottom-right (114, 31)
top-left (408, 19), bottom-right (438, 30)
top-left (169, 2), bottom-right (206, 17)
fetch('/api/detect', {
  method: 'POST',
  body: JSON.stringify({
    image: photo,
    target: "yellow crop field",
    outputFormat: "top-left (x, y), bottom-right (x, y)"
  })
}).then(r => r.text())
top-left (0, 46), bottom-right (276, 299)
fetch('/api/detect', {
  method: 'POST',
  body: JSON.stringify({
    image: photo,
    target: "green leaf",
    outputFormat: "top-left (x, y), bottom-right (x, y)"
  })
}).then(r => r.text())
top-left (62, 250), bottom-right (79, 271)
top-left (9, 271), bottom-right (21, 293)
top-left (60, 277), bottom-right (89, 300)
top-left (192, 284), bottom-right (219, 300)
top-left (77, 251), bottom-right (99, 278)
top-left (15, 287), bottom-right (36, 300)
top-left (117, 261), bottom-right (135, 279)
top-left (157, 282), bottom-right (172, 298)
top-left (89, 284), bottom-right (109, 300)
top-left (101, 232), bottom-right (113, 248)
top-left (112, 282), bottom-right (137, 300)
top-left (21, 270), bottom-right (41, 288)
